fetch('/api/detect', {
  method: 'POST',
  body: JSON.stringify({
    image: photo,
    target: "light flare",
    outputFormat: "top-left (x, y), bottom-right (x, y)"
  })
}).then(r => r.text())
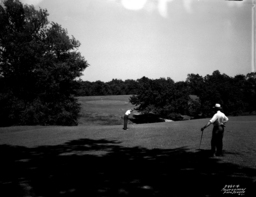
top-left (120, 0), bottom-right (196, 17)
top-left (121, 0), bottom-right (148, 10)
top-left (183, 0), bottom-right (193, 13)
top-left (158, 0), bottom-right (174, 17)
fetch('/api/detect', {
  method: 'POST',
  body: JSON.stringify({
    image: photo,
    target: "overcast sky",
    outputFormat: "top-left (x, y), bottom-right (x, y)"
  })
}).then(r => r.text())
top-left (20, 0), bottom-right (254, 82)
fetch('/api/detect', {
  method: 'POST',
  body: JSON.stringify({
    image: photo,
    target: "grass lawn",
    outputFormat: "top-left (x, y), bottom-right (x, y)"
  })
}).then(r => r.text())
top-left (0, 95), bottom-right (256, 197)
top-left (77, 95), bottom-right (134, 125)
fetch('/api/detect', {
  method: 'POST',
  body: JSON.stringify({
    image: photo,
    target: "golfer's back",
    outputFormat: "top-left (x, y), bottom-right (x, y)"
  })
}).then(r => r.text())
top-left (210, 111), bottom-right (228, 127)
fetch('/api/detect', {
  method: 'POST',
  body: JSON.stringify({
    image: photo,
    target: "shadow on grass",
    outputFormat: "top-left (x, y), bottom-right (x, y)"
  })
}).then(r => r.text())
top-left (0, 139), bottom-right (256, 197)
top-left (130, 113), bottom-right (165, 124)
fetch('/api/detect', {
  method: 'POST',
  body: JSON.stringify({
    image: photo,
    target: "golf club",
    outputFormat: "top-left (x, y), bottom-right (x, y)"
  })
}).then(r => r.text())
top-left (199, 130), bottom-right (204, 149)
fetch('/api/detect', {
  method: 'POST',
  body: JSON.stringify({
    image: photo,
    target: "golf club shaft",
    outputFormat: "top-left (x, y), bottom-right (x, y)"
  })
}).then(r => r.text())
top-left (199, 131), bottom-right (203, 149)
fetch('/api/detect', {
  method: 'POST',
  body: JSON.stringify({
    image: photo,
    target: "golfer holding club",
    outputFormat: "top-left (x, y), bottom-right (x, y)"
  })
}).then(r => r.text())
top-left (201, 103), bottom-right (229, 157)
top-left (123, 109), bottom-right (134, 130)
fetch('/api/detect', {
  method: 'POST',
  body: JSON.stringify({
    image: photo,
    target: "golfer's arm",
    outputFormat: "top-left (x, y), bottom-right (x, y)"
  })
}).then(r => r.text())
top-left (223, 116), bottom-right (229, 124)
top-left (203, 121), bottom-right (212, 129)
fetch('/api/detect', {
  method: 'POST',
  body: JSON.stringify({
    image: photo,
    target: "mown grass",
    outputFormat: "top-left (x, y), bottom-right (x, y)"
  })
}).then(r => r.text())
top-left (0, 95), bottom-right (256, 197)
top-left (77, 95), bottom-right (135, 125)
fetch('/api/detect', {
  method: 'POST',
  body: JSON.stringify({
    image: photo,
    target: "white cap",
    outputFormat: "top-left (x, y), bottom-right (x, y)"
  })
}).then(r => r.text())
top-left (214, 103), bottom-right (221, 108)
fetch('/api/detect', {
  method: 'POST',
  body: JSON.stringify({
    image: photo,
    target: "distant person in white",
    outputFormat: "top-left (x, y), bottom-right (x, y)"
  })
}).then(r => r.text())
top-left (123, 109), bottom-right (134, 130)
top-left (201, 103), bottom-right (229, 156)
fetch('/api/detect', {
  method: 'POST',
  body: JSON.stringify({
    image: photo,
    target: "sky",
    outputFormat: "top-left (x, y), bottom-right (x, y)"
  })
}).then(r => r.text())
top-left (19, 0), bottom-right (254, 82)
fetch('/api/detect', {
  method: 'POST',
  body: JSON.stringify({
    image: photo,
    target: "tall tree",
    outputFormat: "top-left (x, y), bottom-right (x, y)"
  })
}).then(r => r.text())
top-left (171, 81), bottom-right (190, 115)
top-left (124, 79), bottom-right (139, 95)
top-left (0, 0), bottom-right (89, 126)
top-left (130, 76), bottom-right (175, 116)
top-left (92, 81), bottom-right (111, 95)
top-left (107, 79), bottom-right (125, 95)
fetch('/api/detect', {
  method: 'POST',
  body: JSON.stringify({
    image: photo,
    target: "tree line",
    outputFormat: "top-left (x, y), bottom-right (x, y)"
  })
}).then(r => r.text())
top-left (75, 79), bottom-right (140, 96)
top-left (76, 71), bottom-right (256, 120)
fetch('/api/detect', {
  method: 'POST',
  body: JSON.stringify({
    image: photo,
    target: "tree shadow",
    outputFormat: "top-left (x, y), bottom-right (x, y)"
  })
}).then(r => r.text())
top-left (130, 113), bottom-right (165, 124)
top-left (0, 139), bottom-right (256, 197)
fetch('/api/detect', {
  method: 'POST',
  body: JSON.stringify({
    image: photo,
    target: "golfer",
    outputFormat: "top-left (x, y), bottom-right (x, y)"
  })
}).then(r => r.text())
top-left (201, 103), bottom-right (229, 157)
top-left (123, 109), bottom-right (134, 130)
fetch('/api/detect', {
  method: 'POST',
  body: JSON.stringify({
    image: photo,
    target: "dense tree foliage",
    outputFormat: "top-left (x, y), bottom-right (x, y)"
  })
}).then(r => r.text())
top-left (130, 77), bottom-right (175, 114)
top-left (75, 79), bottom-right (140, 96)
top-left (77, 71), bottom-right (256, 120)
top-left (0, 0), bottom-right (88, 126)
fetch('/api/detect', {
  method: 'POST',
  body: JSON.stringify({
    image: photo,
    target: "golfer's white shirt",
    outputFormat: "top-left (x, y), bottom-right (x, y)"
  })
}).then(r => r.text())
top-left (125, 110), bottom-right (131, 116)
top-left (210, 110), bottom-right (228, 126)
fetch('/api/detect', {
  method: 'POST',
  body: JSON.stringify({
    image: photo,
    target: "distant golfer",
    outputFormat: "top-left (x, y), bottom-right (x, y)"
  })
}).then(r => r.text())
top-left (123, 109), bottom-right (134, 130)
top-left (201, 103), bottom-right (229, 157)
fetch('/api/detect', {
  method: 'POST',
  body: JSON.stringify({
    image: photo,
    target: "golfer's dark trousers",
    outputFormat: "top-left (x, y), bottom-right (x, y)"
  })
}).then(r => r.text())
top-left (211, 125), bottom-right (224, 155)
top-left (123, 115), bottom-right (129, 130)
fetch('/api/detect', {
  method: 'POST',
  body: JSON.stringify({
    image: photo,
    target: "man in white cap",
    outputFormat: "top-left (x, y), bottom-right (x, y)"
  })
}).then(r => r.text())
top-left (123, 109), bottom-right (134, 130)
top-left (201, 103), bottom-right (229, 156)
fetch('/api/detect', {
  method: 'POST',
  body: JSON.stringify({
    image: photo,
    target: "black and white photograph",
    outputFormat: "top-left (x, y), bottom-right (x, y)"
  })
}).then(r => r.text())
top-left (0, 0), bottom-right (256, 196)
